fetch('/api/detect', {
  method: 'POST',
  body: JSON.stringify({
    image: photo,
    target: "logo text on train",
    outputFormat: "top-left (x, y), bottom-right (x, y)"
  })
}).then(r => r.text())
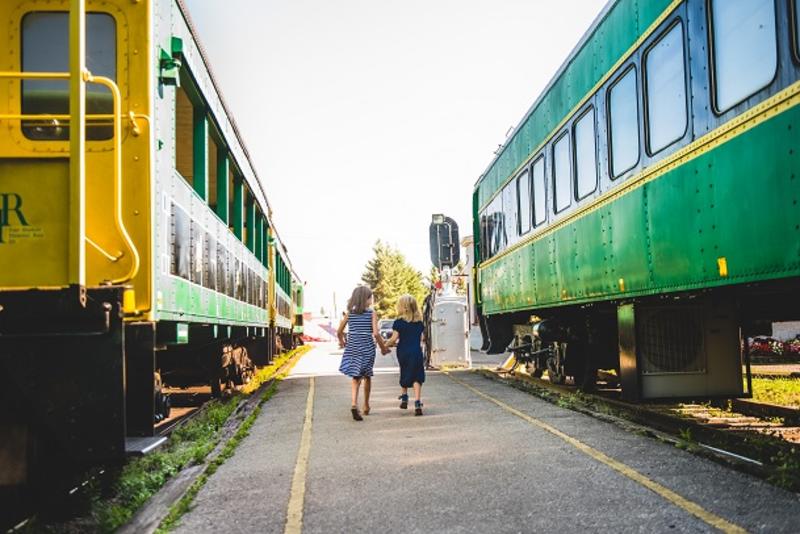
top-left (0, 193), bottom-right (30, 244)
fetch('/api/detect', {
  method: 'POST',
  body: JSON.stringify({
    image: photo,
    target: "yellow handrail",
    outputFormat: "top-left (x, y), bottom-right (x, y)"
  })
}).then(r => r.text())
top-left (0, 70), bottom-right (142, 285)
top-left (84, 73), bottom-right (140, 285)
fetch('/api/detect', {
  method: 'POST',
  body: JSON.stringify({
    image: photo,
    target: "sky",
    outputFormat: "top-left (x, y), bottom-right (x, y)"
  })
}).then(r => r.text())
top-left (183, 0), bottom-right (608, 316)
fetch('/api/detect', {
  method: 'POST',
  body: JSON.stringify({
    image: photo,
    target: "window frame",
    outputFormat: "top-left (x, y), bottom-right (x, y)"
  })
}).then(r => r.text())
top-left (706, 0), bottom-right (780, 115)
top-left (531, 155), bottom-right (547, 227)
top-left (20, 10), bottom-right (118, 142)
top-left (606, 65), bottom-right (641, 179)
top-left (572, 105), bottom-right (598, 201)
top-left (501, 180), bottom-right (517, 247)
top-left (791, 0), bottom-right (800, 65)
top-left (552, 130), bottom-right (573, 214)
top-left (642, 18), bottom-right (689, 157)
top-left (516, 168), bottom-right (532, 236)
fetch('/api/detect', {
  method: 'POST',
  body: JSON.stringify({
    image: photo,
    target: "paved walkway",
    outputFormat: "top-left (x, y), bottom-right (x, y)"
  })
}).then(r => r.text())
top-left (173, 344), bottom-right (800, 533)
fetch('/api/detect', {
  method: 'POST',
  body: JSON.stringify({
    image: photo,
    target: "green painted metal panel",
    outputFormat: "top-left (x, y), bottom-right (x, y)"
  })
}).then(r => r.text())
top-left (216, 148), bottom-right (229, 223)
top-left (254, 211), bottom-right (262, 263)
top-left (245, 195), bottom-right (255, 251)
top-left (477, 0), bottom-right (674, 208)
top-left (232, 173), bottom-right (243, 239)
top-left (607, 188), bottom-right (651, 295)
top-left (192, 108), bottom-right (208, 199)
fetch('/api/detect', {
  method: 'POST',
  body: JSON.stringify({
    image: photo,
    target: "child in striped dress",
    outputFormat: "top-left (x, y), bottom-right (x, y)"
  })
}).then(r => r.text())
top-left (337, 286), bottom-right (390, 421)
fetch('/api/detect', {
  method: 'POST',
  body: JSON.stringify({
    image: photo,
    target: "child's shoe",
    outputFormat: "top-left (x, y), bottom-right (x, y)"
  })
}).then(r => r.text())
top-left (399, 394), bottom-right (408, 409)
top-left (414, 400), bottom-right (423, 416)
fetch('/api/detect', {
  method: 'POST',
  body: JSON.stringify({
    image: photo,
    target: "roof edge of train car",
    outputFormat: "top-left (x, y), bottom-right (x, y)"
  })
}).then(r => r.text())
top-left (173, 0), bottom-right (275, 225)
top-left (471, 0), bottom-right (617, 192)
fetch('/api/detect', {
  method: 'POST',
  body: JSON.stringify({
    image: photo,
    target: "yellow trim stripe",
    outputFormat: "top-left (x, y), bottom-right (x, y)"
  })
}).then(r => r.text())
top-left (446, 373), bottom-right (749, 534)
top-left (284, 376), bottom-right (315, 534)
top-left (480, 78), bottom-right (800, 270)
top-left (478, 0), bottom-right (684, 211)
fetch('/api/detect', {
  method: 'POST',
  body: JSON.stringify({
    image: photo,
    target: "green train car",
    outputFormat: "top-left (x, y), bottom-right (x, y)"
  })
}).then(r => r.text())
top-left (292, 276), bottom-right (305, 347)
top-left (473, 0), bottom-right (800, 400)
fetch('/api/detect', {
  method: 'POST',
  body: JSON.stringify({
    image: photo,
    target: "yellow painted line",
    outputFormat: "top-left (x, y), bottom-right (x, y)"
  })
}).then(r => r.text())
top-left (284, 376), bottom-right (315, 534)
top-left (446, 373), bottom-right (748, 534)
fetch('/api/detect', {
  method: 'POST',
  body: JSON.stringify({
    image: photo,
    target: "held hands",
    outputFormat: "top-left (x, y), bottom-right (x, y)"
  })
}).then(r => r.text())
top-left (380, 346), bottom-right (391, 355)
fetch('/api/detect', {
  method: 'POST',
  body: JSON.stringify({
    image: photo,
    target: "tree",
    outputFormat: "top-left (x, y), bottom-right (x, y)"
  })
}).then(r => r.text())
top-left (362, 241), bottom-right (426, 318)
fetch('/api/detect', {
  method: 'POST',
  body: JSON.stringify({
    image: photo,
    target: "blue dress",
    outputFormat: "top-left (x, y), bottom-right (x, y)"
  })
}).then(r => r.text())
top-left (339, 310), bottom-right (376, 378)
top-left (393, 319), bottom-right (425, 387)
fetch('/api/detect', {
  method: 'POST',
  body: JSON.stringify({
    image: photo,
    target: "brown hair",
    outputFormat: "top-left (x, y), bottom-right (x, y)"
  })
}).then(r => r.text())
top-left (347, 286), bottom-right (373, 314)
top-left (396, 294), bottom-right (422, 322)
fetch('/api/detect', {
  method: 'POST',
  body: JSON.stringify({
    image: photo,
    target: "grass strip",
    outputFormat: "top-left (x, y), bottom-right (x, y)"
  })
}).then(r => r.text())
top-left (751, 377), bottom-right (800, 409)
top-left (98, 345), bottom-right (310, 532)
top-left (156, 349), bottom-right (308, 532)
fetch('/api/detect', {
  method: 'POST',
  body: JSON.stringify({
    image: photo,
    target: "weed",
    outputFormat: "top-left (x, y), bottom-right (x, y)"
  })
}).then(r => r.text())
top-left (768, 447), bottom-right (800, 491)
top-left (751, 378), bottom-right (800, 408)
top-left (675, 427), bottom-right (700, 452)
top-left (156, 378), bottom-right (283, 533)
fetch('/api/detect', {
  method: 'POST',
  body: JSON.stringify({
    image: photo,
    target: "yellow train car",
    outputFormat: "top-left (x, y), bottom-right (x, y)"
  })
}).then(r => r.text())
top-left (0, 0), bottom-right (299, 508)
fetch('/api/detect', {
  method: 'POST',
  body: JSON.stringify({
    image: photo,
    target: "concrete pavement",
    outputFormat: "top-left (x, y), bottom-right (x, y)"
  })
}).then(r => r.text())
top-left (172, 343), bottom-right (800, 533)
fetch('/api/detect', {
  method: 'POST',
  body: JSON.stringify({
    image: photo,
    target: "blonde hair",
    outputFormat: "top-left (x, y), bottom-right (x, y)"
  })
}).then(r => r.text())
top-left (396, 294), bottom-right (422, 322)
top-left (347, 285), bottom-right (373, 314)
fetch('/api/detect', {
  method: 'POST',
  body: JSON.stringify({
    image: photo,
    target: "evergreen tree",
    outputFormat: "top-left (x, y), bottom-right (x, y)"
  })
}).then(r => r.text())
top-left (362, 241), bottom-right (426, 318)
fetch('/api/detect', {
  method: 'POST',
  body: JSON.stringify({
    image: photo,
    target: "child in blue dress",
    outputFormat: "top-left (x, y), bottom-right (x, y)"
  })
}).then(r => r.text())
top-left (385, 294), bottom-right (426, 415)
top-left (337, 286), bottom-right (390, 421)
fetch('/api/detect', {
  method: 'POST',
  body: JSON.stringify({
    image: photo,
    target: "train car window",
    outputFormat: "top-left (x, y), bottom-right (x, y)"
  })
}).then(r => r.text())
top-left (552, 132), bottom-right (572, 213)
top-left (246, 269), bottom-right (252, 305)
top-left (170, 204), bottom-right (191, 280)
top-left (205, 234), bottom-right (217, 292)
top-left (796, 0), bottom-right (800, 60)
top-left (517, 169), bottom-right (531, 236)
top-left (491, 194), bottom-right (505, 256)
top-left (479, 213), bottom-right (489, 261)
top-left (502, 181), bottom-right (517, 247)
top-left (21, 12), bottom-right (116, 141)
top-left (175, 85), bottom-right (194, 185)
top-left (531, 156), bottom-right (547, 226)
top-left (644, 21), bottom-right (687, 155)
top-left (208, 138), bottom-right (219, 211)
top-left (573, 107), bottom-right (598, 200)
top-left (608, 67), bottom-right (640, 178)
top-left (234, 259), bottom-right (243, 301)
top-left (217, 247), bottom-right (227, 295)
top-left (710, 0), bottom-right (777, 113)
top-left (227, 255), bottom-right (235, 298)
top-left (190, 222), bottom-right (204, 286)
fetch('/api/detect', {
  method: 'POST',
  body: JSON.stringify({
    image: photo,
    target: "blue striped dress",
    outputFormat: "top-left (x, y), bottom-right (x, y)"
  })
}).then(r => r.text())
top-left (339, 310), bottom-right (377, 378)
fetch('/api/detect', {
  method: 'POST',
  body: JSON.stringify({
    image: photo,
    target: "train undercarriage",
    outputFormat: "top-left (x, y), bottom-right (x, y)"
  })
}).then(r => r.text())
top-left (480, 278), bottom-right (800, 401)
top-left (0, 285), bottom-right (280, 526)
